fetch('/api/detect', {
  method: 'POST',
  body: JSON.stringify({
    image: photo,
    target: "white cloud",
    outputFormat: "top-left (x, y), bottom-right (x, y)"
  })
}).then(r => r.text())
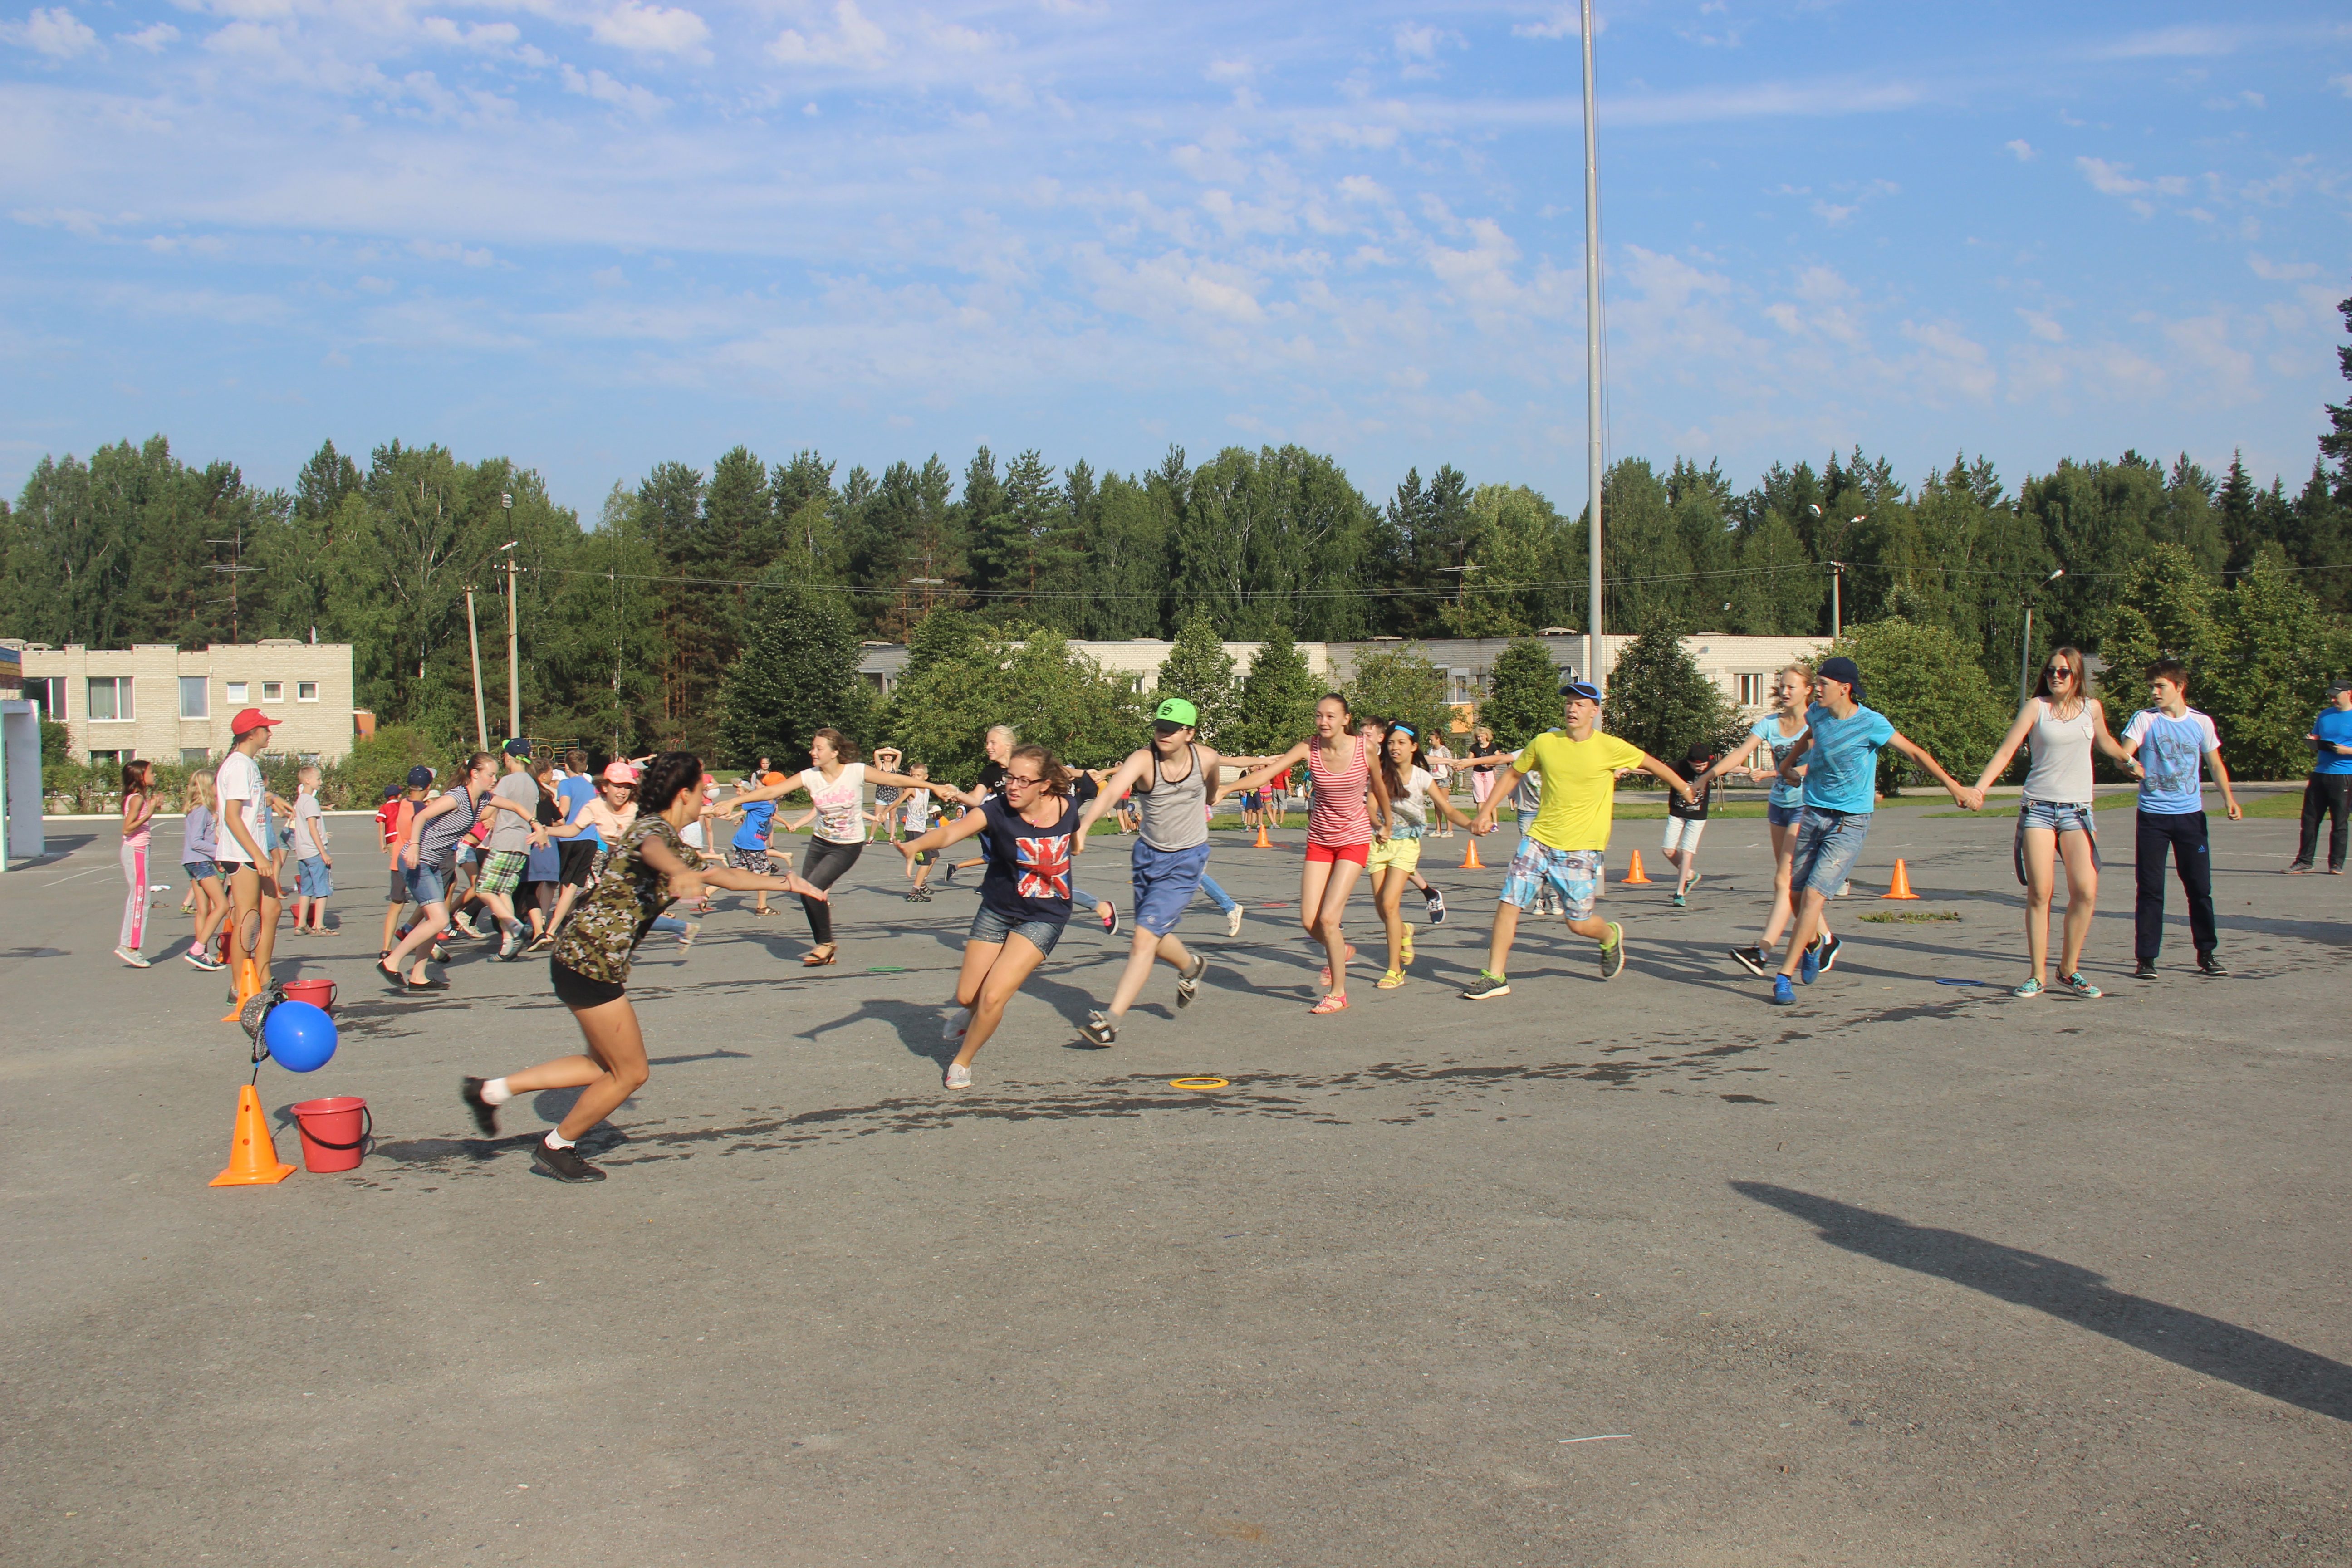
top-left (2332, 73), bottom-right (2352, 99)
top-left (1511, 7), bottom-right (1593, 42)
top-left (409, 237), bottom-right (497, 267)
top-left (769, 0), bottom-right (890, 68)
top-left (419, 18), bottom-right (521, 52)
top-left (1394, 24), bottom-right (1438, 61)
top-left (2016, 308), bottom-right (2065, 343)
top-left (2247, 253), bottom-right (2318, 282)
top-left (1205, 58), bottom-right (1252, 84)
top-left (2101, 26), bottom-right (2242, 59)
top-left (117, 22), bottom-right (179, 53)
top-left (2076, 156), bottom-right (2147, 196)
top-left (589, 2), bottom-right (710, 59)
top-left (2003, 139), bottom-right (2035, 161)
top-left (560, 63), bottom-right (666, 115)
top-left (3, 6), bottom-right (99, 59)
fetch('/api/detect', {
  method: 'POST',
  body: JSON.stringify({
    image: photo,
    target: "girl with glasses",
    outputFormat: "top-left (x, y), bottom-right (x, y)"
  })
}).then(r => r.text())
top-left (894, 744), bottom-right (1084, 1089)
top-left (1971, 646), bottom-right (2143, 998)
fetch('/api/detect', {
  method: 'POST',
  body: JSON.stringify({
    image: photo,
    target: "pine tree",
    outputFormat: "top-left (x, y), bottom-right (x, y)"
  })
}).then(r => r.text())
top-left (717, 581), bottom-right (863, 770)
top-left (1344, 643), bottom-right (1449, 754)
top-left (1480, 637), bottom-right (1563, 749)
top-left (1234, 625), bottom-right (1319, 756)
top-left (1826, 617), bottom-right (2009, 796)
top-left (1154, 608), bottom-right (1238, 744)
top-left (1600, 619), bottom-right (1736, 769)
top-left (2323, 281), bottom-right (2352, 508)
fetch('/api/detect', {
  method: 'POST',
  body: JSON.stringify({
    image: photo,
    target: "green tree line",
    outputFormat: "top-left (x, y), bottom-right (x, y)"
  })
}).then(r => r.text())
top-left (6, 286), bottom-right (2348, 770)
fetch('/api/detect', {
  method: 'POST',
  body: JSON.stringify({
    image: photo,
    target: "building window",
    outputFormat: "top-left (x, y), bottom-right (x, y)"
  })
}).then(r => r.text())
top-left (28, 676), bottom-right (64, 719)
top-left (180, 676), bottom-right (210, 719)
top-left (1737, 673), bottom-right (1765, 707)
top-left (88, 676), bottom-right (133, 722)
top-left (89, 749), bottom-right (125, 769)
top-left (296, 681), bottom-right (318, 702)
top-left (225, 681), bottom-right (248, 705)
top-left (261, 681), bottom-right (283, 702)
top-left (181, 747), bottom-right (211, 765)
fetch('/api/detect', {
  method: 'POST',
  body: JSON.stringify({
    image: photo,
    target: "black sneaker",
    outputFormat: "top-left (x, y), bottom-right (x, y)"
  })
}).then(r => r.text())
top-left (1728, 944), bottom-right (1768, 977)
top-left (531, 1141), bottom-right (606, 1182)
top-left (1460, 971), bottom-right (1511, 1001)
top-left (1597, 923), bottom-right (1626, 981)
top-left (1817, 932), bottom-right (1843, 973)
top-left (460, 1076), bottom-right (499, 1137)
top-left (1176, 953), bottom-right (1209, 1009)
top-left (2133, 958), bottom-right (2159, 980)
top-left (2196, 951), bottom-right (2228, 976)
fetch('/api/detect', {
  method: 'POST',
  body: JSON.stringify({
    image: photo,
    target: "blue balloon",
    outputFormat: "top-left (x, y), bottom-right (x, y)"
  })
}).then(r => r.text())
top-left (262, 1000), bottom-right (338, 1073)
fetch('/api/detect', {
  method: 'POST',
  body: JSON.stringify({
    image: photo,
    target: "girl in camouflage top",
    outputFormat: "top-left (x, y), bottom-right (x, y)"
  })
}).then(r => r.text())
top-left (459, 752), bottom-right (829, 1183)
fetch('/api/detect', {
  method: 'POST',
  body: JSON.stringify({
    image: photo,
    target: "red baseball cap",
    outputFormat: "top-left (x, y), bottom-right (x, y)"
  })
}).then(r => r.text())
top-left (230, 708), bottom-right (281, 736)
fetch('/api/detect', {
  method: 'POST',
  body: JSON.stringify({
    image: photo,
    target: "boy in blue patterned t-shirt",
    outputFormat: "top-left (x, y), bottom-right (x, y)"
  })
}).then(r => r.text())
top-left (2118, 659), bottom-right (2241, 978)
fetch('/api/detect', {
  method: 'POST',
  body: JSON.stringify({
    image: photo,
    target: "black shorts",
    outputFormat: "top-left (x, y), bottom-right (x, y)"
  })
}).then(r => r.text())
top-left (558, 840), bottom-right (599, 888)
top-left (385, 867), bottom-right (409, 903)
top-left (551, 957), bottom-right (627, 1009)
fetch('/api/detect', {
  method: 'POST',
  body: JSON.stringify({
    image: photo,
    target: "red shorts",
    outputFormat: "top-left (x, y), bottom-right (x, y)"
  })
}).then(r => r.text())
top-left (1305, 841), bottom-right (1370, 867)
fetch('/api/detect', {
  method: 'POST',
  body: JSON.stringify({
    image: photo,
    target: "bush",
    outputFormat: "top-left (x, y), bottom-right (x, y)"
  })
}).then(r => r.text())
top-left (1827, 617), bottom-right (2010, 795)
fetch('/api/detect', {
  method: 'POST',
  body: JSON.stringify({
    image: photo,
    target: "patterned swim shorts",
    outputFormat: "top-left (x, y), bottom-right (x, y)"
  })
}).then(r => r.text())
top-left (1499, 838), bottom-right (1603, 921)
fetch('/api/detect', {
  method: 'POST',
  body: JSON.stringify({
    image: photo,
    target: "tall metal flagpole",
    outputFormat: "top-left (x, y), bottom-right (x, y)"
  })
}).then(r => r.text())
top-left (1580, 0), bottom-right (1605, 693)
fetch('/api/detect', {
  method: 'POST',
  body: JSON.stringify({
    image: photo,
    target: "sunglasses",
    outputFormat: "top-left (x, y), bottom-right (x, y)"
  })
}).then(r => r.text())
top-left (2048, 666), bottom-right (2074, 679)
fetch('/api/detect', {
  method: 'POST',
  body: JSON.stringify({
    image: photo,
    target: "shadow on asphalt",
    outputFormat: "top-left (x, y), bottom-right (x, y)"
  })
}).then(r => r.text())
top-left (1734, 1181), bottom-right (2352, 1424)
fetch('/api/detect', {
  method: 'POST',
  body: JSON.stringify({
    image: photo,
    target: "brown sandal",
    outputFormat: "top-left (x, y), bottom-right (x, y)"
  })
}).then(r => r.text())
top-left (802, 947), bottom-right (838, 967)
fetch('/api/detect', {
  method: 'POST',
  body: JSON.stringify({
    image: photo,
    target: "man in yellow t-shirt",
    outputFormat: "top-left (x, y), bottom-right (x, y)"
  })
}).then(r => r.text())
top-left (1460, 679), bottom-right (1693, 999)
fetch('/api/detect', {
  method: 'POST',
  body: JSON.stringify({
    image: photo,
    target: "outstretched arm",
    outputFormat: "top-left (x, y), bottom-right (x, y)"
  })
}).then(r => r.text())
top-left (1226, 742), bottom-right (1311, 798)
top-left (1698, 733), bottom-right (1763, 784)
top-left (1469, 766), bottom-right (1526, 834)
top-left (1971, 701), bottom-right (2040, 794)
top-left (2206, 745), bottom-right (2241, 820)
top-left (898, 808), bottom-right (991, 862)
top-left (1077, 750), bottom-right (1151, 840)
top-left (1889, 733), bottom-right (1981, 809)
top-left (1637, 754), bottom-right (1696, 805)
top-left (2090, 701), bottom-right (2145, 778)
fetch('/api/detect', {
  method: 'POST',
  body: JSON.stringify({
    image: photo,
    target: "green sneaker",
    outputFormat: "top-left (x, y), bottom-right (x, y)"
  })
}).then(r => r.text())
top-left (1597, 923), bottom-right (1626, 980)
top-left (1459, 970), bottom-right (1512, 1001)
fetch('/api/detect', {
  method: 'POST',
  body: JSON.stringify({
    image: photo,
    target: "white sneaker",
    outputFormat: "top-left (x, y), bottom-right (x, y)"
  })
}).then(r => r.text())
top-left (1225, 905), bottom-right (1245, 938)
top-left (114, 946), bottom-right (151, 968)
top-left (942, 1007), bottom-right (970, 1042)
top-left (944, 1062), bottom-right (972, 1089)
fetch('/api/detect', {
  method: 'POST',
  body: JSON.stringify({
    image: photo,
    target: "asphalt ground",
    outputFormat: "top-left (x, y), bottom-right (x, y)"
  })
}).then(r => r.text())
top-left (2, 798), bottom-right (2345, 1567)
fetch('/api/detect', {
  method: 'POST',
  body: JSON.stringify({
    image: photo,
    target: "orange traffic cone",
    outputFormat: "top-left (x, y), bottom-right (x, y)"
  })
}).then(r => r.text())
top-left (1882, 859), bottom-right (1921, 899)
top-left (220, 958), bottom-right (263, 1024)
top-left (1253, 822), bottom-right (1272, 848)
top-left (1622, 849), bottom-right (1652, 885)
top-left (209, 1084), bottom-right (296, 1186)
top-left (1460, 836), bottom-right (1485, 870)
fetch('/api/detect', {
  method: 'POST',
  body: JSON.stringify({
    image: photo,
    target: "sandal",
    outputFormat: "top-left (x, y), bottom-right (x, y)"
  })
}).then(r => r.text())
top-left (802, 947), bottom-right (838, 968)
top-left (1376, 968), bottom-right (1407, 990)
top-left (1317, 944), bottom-right (1357, 986)
top-left (1308, 992), bottom-right (1350, 1014)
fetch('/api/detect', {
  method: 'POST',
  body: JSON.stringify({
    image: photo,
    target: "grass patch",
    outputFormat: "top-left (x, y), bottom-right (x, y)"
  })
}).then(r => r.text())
top-left (1857, 909), bottom-right (1963, 924)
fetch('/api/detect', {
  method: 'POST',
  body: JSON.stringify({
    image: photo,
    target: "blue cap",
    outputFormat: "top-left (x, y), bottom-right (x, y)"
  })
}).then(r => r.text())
top-left (1559, 680), bottom-right (1603, 702)
top-left (405, 765), bottom-right (435, 789)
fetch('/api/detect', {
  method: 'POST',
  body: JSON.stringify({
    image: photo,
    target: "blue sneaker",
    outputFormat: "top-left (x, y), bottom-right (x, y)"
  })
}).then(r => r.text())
top-left (1798, 943), bottom-right (1820, 985)
top-left (1771, 975), bottom-right (1796, 1007)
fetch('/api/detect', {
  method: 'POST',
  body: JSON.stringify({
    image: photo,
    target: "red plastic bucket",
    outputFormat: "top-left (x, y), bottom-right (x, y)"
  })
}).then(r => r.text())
top-left (281, 978), bottom-right (337, 1014)
top-left (290, 1096), bottom-right (370, 1174)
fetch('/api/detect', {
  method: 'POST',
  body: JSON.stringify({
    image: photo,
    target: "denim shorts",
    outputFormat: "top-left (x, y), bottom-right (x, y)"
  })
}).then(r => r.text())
top-left (1788, 808), bottom-right (1872, 898)
top-left (1130, 840), bottom-right (1211, 936)
top-left (1767, 801), bottom-right (1804, 828)
top-left (182, 858), bottom-right (219, 882)
top-left (295, 855), bottom-right (334, 899)
top-left (2019, 799), bottom-right (2095, 836)
top-left (969, 904), bottom-right (1065, 956)
top-left (1500, 839), bottom-right (1603, 921)
top-left (405, 862), bottom-right (451, 907)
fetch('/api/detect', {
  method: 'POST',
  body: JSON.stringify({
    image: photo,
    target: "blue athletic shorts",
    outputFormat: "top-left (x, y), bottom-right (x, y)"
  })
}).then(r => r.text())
top-left (1130, 840), bottom-right (1211, 936)
top-left (1499, 839), bottom-right (1603, 921)
top-left (296, 855), bottom-right (333, 899)
top-left (1788, 808), bottom-right (1871, 898)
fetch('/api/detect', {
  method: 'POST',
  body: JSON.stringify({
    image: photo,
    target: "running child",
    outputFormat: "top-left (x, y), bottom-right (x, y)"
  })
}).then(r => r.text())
top-left (1970, 647), bottom-right (2142, 997)
top-left (180, 769), bottom-right (228, 970)
top-left (289, 764), bottom-right (334, 936)
top-left (1764, 656), bottom-right (1981, 1007)
top-left (213, 708), bottom-right (284, 991)
top-left (460, 751), bottom-right (823, 1182)
top-left (114, 758), bottom-right (160, 968)
top-left (536, 748), bottom-right (603, 949)
top-left (1458, 681), bottom-right (1694, 1000)
top-left (894, 743), bottom-right (1086, 1089)
top-left (1701, 665), bottom-right (1822, 977)
top-left (378, 768), bottom-right (431, 958)
top-left (737, 730), bottom-right (932, 967)
top-left (1364, 719), bottom-right (1475, 990)
top-left (472, 740), bottom-right (555, 959)
top-left (380, 751), bottom-right (497, 992)
top-left (718, 771), bottom-right (786, 915)
top-left (2118, 659), bottom-right (2242, 978)
top-left (1071, 698), bottom-right (1235, 1046)
top-left (901, 763), bottom-right (940, 901)
top-left (1226, 693), bottom-right (1393, 1014)
top-left (1662, 741), bottom-right (1716, 907)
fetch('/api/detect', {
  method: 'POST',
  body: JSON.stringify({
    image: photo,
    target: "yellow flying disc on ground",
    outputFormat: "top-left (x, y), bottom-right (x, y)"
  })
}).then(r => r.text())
top-left (1169, 1077), bottom-right (1228, 1091)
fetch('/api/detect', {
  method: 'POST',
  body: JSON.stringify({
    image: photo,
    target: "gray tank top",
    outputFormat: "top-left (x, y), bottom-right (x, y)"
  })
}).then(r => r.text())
top-left (2022, 698), bottom-right (2097, 804)
top-left (1133, 744), bottom-right (1210, 851)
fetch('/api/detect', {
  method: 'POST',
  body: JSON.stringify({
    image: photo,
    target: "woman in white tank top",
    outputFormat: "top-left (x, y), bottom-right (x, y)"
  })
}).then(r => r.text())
top-left (1971, 646), bottom-right (2143, 999)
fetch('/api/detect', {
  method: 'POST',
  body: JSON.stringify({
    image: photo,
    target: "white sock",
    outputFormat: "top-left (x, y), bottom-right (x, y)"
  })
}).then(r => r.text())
top-left (544, 1129), bottom-right (576, 1150)
top-left (481, 1077), bottom-right (514, 1106)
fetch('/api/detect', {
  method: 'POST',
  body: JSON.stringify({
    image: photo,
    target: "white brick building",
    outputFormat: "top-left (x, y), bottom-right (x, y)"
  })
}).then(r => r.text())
top-left (2, 639), bottom-right (360, 766)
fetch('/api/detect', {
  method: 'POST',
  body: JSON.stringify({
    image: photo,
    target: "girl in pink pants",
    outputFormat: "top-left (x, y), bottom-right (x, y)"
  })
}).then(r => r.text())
top-left (116, 760), bottom-right (160, 968)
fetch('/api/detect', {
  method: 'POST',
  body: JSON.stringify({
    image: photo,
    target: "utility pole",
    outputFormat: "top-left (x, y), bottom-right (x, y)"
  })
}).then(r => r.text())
top-left (464, 584), bottom-right (489, 750)
top-left (1828, 563), bottom-right (1845, 642)
top-left (2019, 567), bottom-right (2065, 702)
top-left (1579, 0), bottom-right (1605, 695)
top-left (500, 494), bottom-right (519, 744)
top-left (207, 529), bottom-right (259, 642)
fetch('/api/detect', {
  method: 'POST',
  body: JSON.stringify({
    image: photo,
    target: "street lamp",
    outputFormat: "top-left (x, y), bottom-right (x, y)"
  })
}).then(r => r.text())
top-left (2019, 567), bottom-right (2065, 702)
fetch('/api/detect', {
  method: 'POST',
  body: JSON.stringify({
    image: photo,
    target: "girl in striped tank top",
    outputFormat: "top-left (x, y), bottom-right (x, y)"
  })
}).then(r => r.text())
top-left (1228, 693), bottom-right (1392, 1014)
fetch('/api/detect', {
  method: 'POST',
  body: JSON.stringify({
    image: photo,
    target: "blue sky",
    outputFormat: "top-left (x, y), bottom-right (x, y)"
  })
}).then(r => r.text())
top-left (3, 0), bottom-right (2347, 518)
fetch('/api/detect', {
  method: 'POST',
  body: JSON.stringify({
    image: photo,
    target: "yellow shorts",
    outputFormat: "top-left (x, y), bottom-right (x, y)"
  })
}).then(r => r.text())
top-left (1367, 835), bottom-right (1423, 874)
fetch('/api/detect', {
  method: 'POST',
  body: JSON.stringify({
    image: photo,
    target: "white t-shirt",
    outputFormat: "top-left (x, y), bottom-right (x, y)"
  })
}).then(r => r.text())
top-left (801, 763), bottom-right (868, 843)
top-left (1389, 765), bottom-right (1436, 834)
top-left (214, 751), bottom-right (266, 866)
top-left (292, 791), bottom-right (327, 860)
